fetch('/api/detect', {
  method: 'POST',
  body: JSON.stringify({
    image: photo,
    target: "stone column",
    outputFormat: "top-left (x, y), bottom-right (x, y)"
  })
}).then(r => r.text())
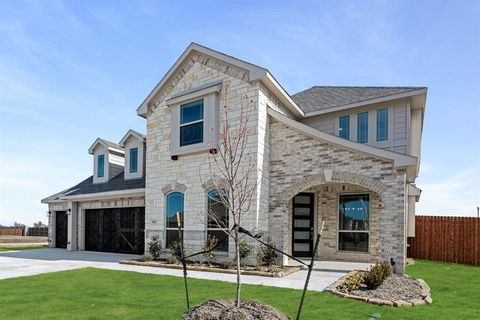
top-left (67, 201), bottom-right (78, 251)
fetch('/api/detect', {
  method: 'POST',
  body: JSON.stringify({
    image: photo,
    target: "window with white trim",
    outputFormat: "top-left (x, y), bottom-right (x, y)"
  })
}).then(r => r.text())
top-left (338, 194), bottom-right (369, 252)
top-left (166, 192), bottom-right (184, 247)
top-left (180, 99), bottom-right (204, 147)
top-left (376, 108), bottom-right (388, 141)
top-left (357, 112), bottom-right (368, 143)
top-left (339, 115), bottom-right (350, 139)
top-left (97, 155), bottom-right (105, 178)
top-left (207, 189), bottom-right (229, 252)
top-left (129, 148), bottom-right (138, 173)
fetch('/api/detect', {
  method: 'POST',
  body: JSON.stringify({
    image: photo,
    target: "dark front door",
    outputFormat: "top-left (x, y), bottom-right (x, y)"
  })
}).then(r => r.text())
top-left (292, 193), bottom-right (314, 257)
top-left (85, 207), bottom-right (145, 254)
top-left (55, 211), bottom-right (68, 248)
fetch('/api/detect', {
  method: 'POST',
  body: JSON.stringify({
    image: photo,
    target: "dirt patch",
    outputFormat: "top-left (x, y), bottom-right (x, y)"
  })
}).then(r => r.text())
top-left (182, 299), bottom-right (290, 320)
top-left (120, 260), bottom-right (300, 278)
top-left (0, 236), bottom-right (48, 246)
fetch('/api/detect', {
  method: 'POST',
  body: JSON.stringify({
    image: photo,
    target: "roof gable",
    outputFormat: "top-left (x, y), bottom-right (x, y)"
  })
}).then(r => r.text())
top-left (119, 129), bottom-right (146, 147)
top-left (88, 138), bottom-right (124, 155)
top-left (137, 42), bottom-right (304, 118)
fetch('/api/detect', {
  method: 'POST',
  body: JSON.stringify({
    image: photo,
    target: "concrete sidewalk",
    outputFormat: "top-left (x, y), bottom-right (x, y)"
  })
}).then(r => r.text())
top-left (0, 248), bottom-right (372, 291)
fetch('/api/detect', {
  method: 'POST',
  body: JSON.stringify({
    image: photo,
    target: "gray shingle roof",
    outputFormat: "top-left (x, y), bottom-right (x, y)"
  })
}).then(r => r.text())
top-left (102, 139), bottom-right (123, 150)
top-left (292, 86), bottom-right (426, 114)
top-left (43, 172), bottom-right (145, 201)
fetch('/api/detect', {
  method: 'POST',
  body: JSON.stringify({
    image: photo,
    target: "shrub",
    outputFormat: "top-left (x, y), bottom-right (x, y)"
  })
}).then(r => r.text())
top-left (338, 273), bottom-right (364, 292)
top-left (259, 236), bottom-right (278, 266)
top-left (168, 240), bottom-right (188, 263)
top-left (364, 262), bottom-right (392, 289)
top-left (203, 234), bottom-right (218, 265)
top-left (147, 236), bottom-right (163, 260)
top-left (221, 259), bottom-right (236, 269)
top-left (239, 241), bottom-right (254, 265)
top-left (140, 252), bottom-right (154, 262)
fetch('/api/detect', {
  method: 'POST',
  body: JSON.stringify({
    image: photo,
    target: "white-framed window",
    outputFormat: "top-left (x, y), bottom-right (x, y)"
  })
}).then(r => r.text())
top-left (168, 82), bottom-right (221, 157)
top-left (206, 189), bottom-right (229, 252)
top-left (357, 112), bottom-right (368, 143)
top-left (180, 99), bottom-right (204, 147)
top-left (166, 192), bottom-right (184, 247)
top-left (376, 108), bottom-right (388, 141)
top-left (339, 115), bottom-right (350, 139)
top-left (338, 194), bottom-right (369, 252)
top-left (97, 155), bottom-right (105, 178)
top-left (129, 148), bottom-right (138, 173)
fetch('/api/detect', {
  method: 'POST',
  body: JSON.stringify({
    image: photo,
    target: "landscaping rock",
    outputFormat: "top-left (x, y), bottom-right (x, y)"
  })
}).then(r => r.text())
top-left (182, 299), bottom-right (290, 320)
top-left (350, 274), bottom-right (422, 302)
top-left (425, 296), bottom-right (433, 304)
top-left (368, 298), bottom-right (393, 306)
top-left (393, 300), bottom-right (413, 307)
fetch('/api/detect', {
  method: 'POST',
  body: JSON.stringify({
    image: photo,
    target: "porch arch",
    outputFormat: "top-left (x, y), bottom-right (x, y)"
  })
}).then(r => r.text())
top-left (278, 170), bottom-right (387, 203)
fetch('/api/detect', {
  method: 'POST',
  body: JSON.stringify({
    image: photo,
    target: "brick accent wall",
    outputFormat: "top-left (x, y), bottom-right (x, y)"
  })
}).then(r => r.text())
top-left (268, 119), bottom-right (408, 273)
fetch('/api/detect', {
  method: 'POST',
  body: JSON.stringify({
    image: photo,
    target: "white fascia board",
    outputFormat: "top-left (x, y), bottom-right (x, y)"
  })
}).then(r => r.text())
top-left (88, 138), bottom-right (124, 155)
top-left (303, 88), bottom-right (428, 117)
top-left (407, 184), bottom-right (422, 201)
top-left (261, 72), bottom-right (304, 118)
top-left (268, 108), bottom-right (417, 167)
top-left (137, 42), bottom-right (268, 118)
top-left (60, 188), bottom-right (145, 201)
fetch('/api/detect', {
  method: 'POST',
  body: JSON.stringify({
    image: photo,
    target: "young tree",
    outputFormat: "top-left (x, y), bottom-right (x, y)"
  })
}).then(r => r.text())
top-left (206, 80), bottom-right (257, 307)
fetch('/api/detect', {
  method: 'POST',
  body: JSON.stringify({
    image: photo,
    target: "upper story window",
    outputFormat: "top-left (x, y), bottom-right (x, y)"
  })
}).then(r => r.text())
top-left (357, 112), bottom-right (369, 143)
top-left (207, 189), bottom-right (229, 252)
top-left (97, 155), bottom-right (105, 178)
top-left (166, 192), bottom-right (184, 247)
top-left (129, 148), bottom-right (138, 173)
top-left (180, 99), bottom-right (204, 147)
top-left (339, 115), bottom-right (350, 139)
top-left (376, 108), bottom-right (388, 141)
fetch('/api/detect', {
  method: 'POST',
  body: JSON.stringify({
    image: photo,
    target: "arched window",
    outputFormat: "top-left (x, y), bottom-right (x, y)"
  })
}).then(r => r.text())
top-left (166, 192), bottom-right (184, 247)
top-left (207, 189), bottom-right (229, 252)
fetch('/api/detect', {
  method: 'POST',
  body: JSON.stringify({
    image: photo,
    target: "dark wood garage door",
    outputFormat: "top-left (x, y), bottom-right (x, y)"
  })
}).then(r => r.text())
top-left (85, 207), bottom-right (145, 254)
top-left (55, 211), bottom-right (68, 249)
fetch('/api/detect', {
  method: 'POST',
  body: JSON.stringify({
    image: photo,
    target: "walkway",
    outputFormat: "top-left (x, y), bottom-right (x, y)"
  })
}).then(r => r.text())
top-left (0, 248), bottom-right (372, 291)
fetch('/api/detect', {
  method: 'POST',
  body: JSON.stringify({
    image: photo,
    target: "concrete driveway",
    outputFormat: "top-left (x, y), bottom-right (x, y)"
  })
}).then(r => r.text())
top-left (0, 248), bottom-right (372, 291)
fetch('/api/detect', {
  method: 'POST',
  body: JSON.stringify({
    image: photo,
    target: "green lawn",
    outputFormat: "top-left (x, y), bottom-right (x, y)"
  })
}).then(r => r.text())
top-left (0, 245), bottom-right (48, 252)
top-left (0, 260), bottom-right (478, 319)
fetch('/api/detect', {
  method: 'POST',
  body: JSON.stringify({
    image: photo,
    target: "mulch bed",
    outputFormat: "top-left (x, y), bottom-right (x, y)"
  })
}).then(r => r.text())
top-left (182, 299), bottom-right (290, 320)
top-left (326, 271), bottom-right (432, 307)
top-left (120, 259), bottom-right (300, 278)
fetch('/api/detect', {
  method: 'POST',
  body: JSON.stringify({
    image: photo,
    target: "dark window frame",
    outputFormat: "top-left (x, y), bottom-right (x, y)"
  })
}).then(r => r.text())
top-left (207, 189), bottom-right (229, 252)
top-left (129, 147), bottom-right (138, 173)
top-left (338, 193), bottom-right (370, 253)
top-left (179, 99), bottom-right (204, 147)
top-left (357, 112), bottom-right (369, 143)
top-left (376, 108), bottom-right (389, 141)
top-left (339, 115), bottom-right (350, 139)
top-left (97, 154), bottom-right (105, 178)
top-left (166, 192), bottom-right (184, 247)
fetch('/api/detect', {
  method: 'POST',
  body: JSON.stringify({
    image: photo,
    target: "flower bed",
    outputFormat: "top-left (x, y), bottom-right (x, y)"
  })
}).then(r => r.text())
top-left (119, 259), bottom-right (300, 278)
top-left (326, 270), bottom-right (432, 307)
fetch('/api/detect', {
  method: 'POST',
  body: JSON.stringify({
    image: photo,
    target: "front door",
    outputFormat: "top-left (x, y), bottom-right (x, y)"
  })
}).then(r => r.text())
top-left (55, 211), bottom-right (68, 248)
top-left (292, 193), bottom-right (314, 257)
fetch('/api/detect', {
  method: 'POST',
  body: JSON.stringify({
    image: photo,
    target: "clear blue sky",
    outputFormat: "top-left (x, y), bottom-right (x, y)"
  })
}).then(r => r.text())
top-left (1, 1), bottom-right (479, 226)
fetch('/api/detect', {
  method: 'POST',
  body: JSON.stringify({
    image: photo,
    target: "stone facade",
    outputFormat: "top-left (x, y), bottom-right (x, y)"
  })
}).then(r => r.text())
top-left (268, 119), bottom-right (408, 272)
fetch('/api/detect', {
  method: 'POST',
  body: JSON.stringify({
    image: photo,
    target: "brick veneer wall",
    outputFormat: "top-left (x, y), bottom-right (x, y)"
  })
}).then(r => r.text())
top-left (268, 119), bottom-right (408, 273)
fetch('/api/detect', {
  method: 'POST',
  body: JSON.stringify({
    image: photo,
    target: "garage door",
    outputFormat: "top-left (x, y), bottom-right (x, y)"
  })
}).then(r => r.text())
top-left (85, 207), bottom-right (145, 254)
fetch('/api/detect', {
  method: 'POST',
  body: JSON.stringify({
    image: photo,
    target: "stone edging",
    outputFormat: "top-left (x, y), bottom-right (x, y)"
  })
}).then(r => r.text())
top-left (325, 271), bottom-right (433, 307)
top-left (119, 260), bottom-right (300, 278)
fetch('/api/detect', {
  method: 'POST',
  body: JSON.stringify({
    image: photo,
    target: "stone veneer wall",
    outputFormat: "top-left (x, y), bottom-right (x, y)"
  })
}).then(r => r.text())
top-left (145, 53), bottom-right (266, 256)
top-left (268, 119), bottom-right (408, 273)
top-left (48, 197), bottom-right (145, 250)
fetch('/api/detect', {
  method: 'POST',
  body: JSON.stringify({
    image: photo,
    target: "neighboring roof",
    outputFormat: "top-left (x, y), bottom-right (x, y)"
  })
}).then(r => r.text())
top-left (88, 138), bottom-right (124, 154)
top-left (137, 42), bottom-right (304, 118)
top-left (292, 86), bottom-right (427, 115)
top-left (119, 129), bottom-right (146, 147)
top-left (41, 171), bottom-right (145, 203)
top-left (267, 107), bottom-right (417, 169)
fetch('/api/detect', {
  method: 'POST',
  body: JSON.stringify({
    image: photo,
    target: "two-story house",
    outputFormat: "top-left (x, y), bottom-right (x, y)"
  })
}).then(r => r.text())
top-left (42, 43), bottom-right (426, 273)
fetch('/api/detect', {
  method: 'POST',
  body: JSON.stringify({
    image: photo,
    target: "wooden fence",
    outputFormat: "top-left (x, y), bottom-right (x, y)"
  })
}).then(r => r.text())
top-left (0, 227), bottom-right (25, 236)
top-left (408, 216), bottom-right (480, 266)
top-left (26, 227), bottom-right (48, 237)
